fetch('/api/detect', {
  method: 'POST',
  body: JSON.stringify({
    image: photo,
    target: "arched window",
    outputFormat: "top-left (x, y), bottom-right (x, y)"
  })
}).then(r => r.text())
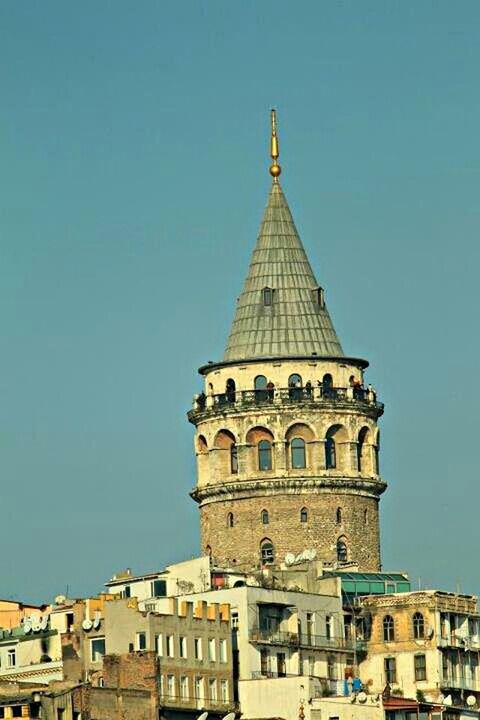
top-left (227, 512), bottom-right (234, 528)
top-left (383, 615), bottom-right (395, 642)
top-left (375, 431), bottom-right (380, 474)
top-left (357, 427), bottom-right (369, 473)
top-left (288, 373), bottom-right (302, 400)
top-left (315, 287), bottom-right (325, 308)
top-left (322, 373), bottom-right (333, 398)
top-left (325, 435), bottom-right (336, 469)
top-left (226, 378), bottom-right (236, 403)
top-left (413, 612), bottom-right (425, 639)
top-left (300, 507), bottom-right (308, 523)
top-left (336, 538), bottom-right (347, 562)
top-left (262, 287), bottom-right (273, 307)
top-left (205, 545), bottom-right (212, 557)
top-left (336, 507), bottom-right (342, 524)
top-left (258, 440), bottom-right (273, 471)
top-left (364, 509), bottom-right (368, 526)
top-left (260, 539), bottom-right (274, 565)
top-left (261, 509), bottom-right (269, 525)
top-left (197, 435), bottom-right (208, 453)
top-left (230, 444), bottom-right (238, 474)
top-left (291, 438), bottom-right (306, 469)
top-left (254, 375), bottom-right (268, 402)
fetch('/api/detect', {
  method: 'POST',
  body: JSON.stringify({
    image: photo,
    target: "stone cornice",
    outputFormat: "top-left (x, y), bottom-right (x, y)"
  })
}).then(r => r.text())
top-left (190, 475), bottom-right (387, 505)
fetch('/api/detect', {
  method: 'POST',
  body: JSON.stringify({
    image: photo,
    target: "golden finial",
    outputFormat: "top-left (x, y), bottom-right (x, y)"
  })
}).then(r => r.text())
top-left (269, 108), bottom-right (281, 180)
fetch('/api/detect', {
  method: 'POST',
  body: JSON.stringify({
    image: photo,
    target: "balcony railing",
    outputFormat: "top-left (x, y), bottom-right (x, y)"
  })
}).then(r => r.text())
top-left (251, 672), bottom-right (343, 695)
top-left (189, 386), bottom-right (383, 419)
top-left (441, 675), bottom-right (480, 692)
top-left (249, 627), bottom-right (358, 652)
top-left (158, 693), bottom-right (238, 712)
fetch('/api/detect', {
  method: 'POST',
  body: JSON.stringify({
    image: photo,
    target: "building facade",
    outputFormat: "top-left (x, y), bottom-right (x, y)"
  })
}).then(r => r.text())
top-left (189, 111), bottom-right (386, 572)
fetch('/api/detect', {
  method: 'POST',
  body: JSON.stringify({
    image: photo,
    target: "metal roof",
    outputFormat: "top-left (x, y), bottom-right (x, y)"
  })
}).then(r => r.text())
top-left (323, 571), bottom-right (409, 582)
top-left (223, 180), bottom-right (344, 362)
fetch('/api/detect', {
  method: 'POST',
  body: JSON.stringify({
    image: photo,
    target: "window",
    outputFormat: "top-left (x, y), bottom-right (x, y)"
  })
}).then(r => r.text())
top-left (261, 539), bottom-right (274, 564)
top-left (208, 638), bottom-right (216, 661)
top-left (226, 378), bottom-right (236, 403)
top-left (136, 632), bottom-right (146, 650)
top-left (277, 652), bottom-right (286, 677)
top-left (375, 432), bottom-right (380, 474)
top-left (90, 638), bottom-right (105, 662)
top-left (325, 436), bottom-right (336, 469)
top-left (254, 375), bottom-right (268, 401)
top-left (364, 509), bottom-right (368, 526)
top-left (384, 656), bottom-right (397, 684)
top-left (180, 676), bottom-right (189, 699)
top-left (166, 635), bottom-right (174, 657)
top-left (120, 585), bottom-right (131, 598)
top-left (194, 677), bottom-right (204, 700)
top-left (288, 374), bottom-right (303, 400)
top-left (316, 287), bottom-right (325, 308)
top-left (227, 512), bottom-right (234, 528)
top-left (263, 287), bottom-right (273, 306)
top-left (220, 679), bottom-right (229, 702)
top-left (326, 615), bottom-right (333, 640)
top-left (220, 638), bottom-right (227, 663)
top-left (155, 633), bottom-right (163, 656)
top-left (414, 654), bottom-right (427, 681)
top-left (194, 638), bottom-right (203, 660)
top-left (291, 438), bottom-right (306, 469)
top-left (260, 648), bottom-right (269, 675)
top-left (322, 373), bottom-right (333, 392)
top-left (383, 615), bottom-right (395, 642)
top-left (230, 444), bottom-right (238, 474)
top-left (327, 656), bottom-right (336, 679)
top-left (300, 507), bottom-right (308, 523)
top-left (261, 509), bottom-right (269, 524)
top-left (258, 440), bottom-right (273, 470)
top-left (145, 603), bottom-right (156, 612)
top-left (12, 709), bottom-right (22, 719)
top-left (336, 507), bottom-right (342, 524)
top-left (151, 579), bottom-right (167, 597)
top-left (357, 427), bottom-right (369, 472)
top-left (336, 538), bottom-right (347, 563)
top-left (167, 674), bottom-right (175, 698)
top-left (209, 678), bottom-right (217, 702)
top-left (179, 636), bottom-right (187, 658)
top-left (413, 612), bottom-right (425, 639)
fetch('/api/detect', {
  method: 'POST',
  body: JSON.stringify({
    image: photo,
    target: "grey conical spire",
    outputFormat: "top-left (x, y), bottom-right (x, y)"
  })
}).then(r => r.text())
top-left (223, 180), bottom-right (344, 362)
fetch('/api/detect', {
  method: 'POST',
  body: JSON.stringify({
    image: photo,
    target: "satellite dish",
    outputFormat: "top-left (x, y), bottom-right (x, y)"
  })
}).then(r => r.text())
top-left (467, 696), bottom-right (476, 707)
top-left (93, 615), bottom-right (101, 630)
top-left (222, 713), bottom-right (236, 720)
top-left (305, 549), bottom-right (317, 561)
top-left (443, 695), bottom-right (452, 706)
top-left (358, 692), bottom-right (367, 704)
top-left (24, 621), bottom-right (32, 634)
top-left (196, 713), bottom-right (208, 720)
top-left (55, 595), bottom-right (66, 605)
top-left (32, 622), bottom-right (42, 633)
top-left (285, 553), bottom-right (295, 566)
top-left (5, 628), bottom-right (12, 636)
top-left (40, 616), bottom-right (49, 631)
top-left (82, 619), bottom-right (93, 631)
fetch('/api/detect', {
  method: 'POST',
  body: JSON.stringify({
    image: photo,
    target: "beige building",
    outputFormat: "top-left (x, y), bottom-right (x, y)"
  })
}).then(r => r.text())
top-left (188, 111), bottom-right (385, 572)
top-left (358, 591), bottom-right (480, 707)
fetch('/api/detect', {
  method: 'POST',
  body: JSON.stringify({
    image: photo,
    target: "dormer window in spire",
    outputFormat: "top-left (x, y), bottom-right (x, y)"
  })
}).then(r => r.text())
top-left (313, 286), bottom-right (325, 309)
top-left (262, 287), bottom-right (273, 307)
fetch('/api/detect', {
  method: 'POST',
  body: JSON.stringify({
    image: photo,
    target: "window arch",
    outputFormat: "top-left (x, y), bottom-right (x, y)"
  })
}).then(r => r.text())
top-left (357, 427), bottom-right (370, 473)
top-left (325, 435), bottom-right (336, 469)
top-left (336, 507), bottom-right (342, 525)
top-left (322, 373), bottom-right (333, 398)
top-left (260, 539), bottom-right (274, 565)
top-left (205, 545), bottom-right (212, 557)
top-left (375, 431), bottom-right (380, 474)
top-left (300, 507), bottom-right (308, 523)
top-left (383, 615), bottom-right (395, 642)
top-left (413, 612), bottom-right (425, 639)
top-left (230, 443), bottom-right (238, 474)
top-left (262, 287), bottom-right (273, 306)
top-left (325, 425), bottom-right (348, 471)
top-left (226, 378), bottom-right (236, 403)
top-left (227, 513), bottom-right (234, 528)
top-left (254, 375), bottom-right (268, 402)
top-left (197, 435), bottom-right (208, 453)
top-left (288, 374), bottom-right (302, 400)
top-left (258, 440), bottom-right (273, 471)
top-left (261, 509), bottom-right (269, 525)
top-left (291, 438), bottom-right (306, 469)
top-left (336, 537), bottom-right (347, 562)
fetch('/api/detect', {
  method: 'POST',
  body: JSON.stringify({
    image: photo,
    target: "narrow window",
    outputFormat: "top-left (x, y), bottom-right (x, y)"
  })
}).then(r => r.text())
top-left (155, 633), bottom-right (163, 656)
top-left (90, 638), bottom-right (106, 662)
top-left (7, 648), bottom-right (16, 668)
top-left (336, 507), bottom-right (342, 524)
top-left (254, 375), bottom-right (268, 402)
top-left (325, 436), bottom-right (336, 469)
top-left (414, 654), bottom-right (427, 681)
top-left (322, 373), bottom-right (333, 393)
top-left (220, 679), bottom-right (229, 702)
top-left (167, 674), bottom-right (175, 698)
top-left (208, 638), bottom-right (216, 661)
top-left (180, 676), bottom-right (189, 699)
top-left (227, 512), bottom-right (234, 528)
top-left (179, 636), bottom-right (187, 658)
top-left (263, 287), bottom-right (273, 306)
top-left (383, 615), bottom-right (395, 642)
top-left (317, 287), bottom-right (325, 308)
top-left (261, 509), bottom-right (269, 525)
top-left (291, 438), bottom-right (306, 469)
top-left (136, 632), bottom-right (147, 650)
top-left (225, 378), bottom-right (236, 403)
top-left (413, 612), bottom-right (425, 639)
top-left (300, 507), bottom-right (308, 523)
top-left (166, 635), bottom-right (174, 657)
top-left (220, 638), bottom-right (227, 663)
top-left (194, 677), bottom-right (203, 700)
top-left (384, 656), bottom-right (397, 684)
top-left (230, 444), bottom-right (238, 474)
top-left (261, 540), bottom-right (275, 565)
top-left (194, 638), bottom-right (203, 660)
top-left (288, 373), bottom-right (303, 400)
top-left (336, 538), bottom-right (347, 562)
top-left (209, 678), bottom-right (217, 702)
top-left (364, 508), bottom-right (368, 526)
top-left (258, 440), bottom-right (273, 471)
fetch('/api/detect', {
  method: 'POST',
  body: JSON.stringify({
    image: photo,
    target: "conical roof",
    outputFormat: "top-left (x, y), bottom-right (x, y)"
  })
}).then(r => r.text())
top-left (223, 181), bottom-right (344, 362)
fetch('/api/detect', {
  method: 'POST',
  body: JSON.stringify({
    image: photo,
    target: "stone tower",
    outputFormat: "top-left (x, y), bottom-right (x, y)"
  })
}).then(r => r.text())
top-left (188, 111), bottom-right (386, 572)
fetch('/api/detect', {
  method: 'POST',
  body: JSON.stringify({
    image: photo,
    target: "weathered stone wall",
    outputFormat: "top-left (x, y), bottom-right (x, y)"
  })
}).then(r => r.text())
top-left (200, 490), bottom-right (381, 571)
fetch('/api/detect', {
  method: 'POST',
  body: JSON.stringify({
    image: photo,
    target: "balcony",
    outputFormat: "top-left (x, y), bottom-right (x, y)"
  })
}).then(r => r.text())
top-left (158, 694), bottom-right (238, 712)
top-left (441, 675), bottom-right (480, 692)
top-left (251, 672), bottom-right (343, 695)
top-left (249, 627), bottom-right (358, 653)
top-left (0, 659), bottom-right (63, 682)
top-left (188, 386), bottom-right (383, 422)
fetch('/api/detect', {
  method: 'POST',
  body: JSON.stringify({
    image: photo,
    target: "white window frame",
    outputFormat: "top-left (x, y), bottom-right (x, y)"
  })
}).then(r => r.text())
top-left (179, 636), bottom-right (187, 658)
top-left (219, 638), bottom-right (227, 663)
top-left (156, 633), bottom-right (163, 656)
top-left (7, 648), bottom-right (16, 668)
top-left (136, 632), bottom-right (147, 651)
top-left (167, 674), bottom-right (175, 698)
top-left (166, 634), bottom-right (175, 658)
top-left (194, 637), bottom-right (203, 660)
top-left (90, 637), bottom-right (106, 663)
top-left (180, 675), bottom-right (189, 699)
top-left (194, 676), bottom-right (204, 700)
top-left (220, 679), bottom-right (228, 702)
top-left (208, 638), bottom-right (216, 661)
top-left (209, 678), bottom-right (217, 702)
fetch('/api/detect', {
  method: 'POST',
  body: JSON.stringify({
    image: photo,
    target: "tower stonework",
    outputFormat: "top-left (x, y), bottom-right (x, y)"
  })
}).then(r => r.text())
top-left (188, 114), bottom-right (386, 572)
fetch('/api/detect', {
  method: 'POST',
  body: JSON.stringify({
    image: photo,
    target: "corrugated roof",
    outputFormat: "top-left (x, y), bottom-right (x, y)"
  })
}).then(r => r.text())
top-left (223, 181), bottom-right (344, 362)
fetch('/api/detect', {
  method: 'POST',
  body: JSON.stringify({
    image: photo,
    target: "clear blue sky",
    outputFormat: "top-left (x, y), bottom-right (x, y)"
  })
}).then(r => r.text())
top-left (1, 1), bottom-right (479, 602)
